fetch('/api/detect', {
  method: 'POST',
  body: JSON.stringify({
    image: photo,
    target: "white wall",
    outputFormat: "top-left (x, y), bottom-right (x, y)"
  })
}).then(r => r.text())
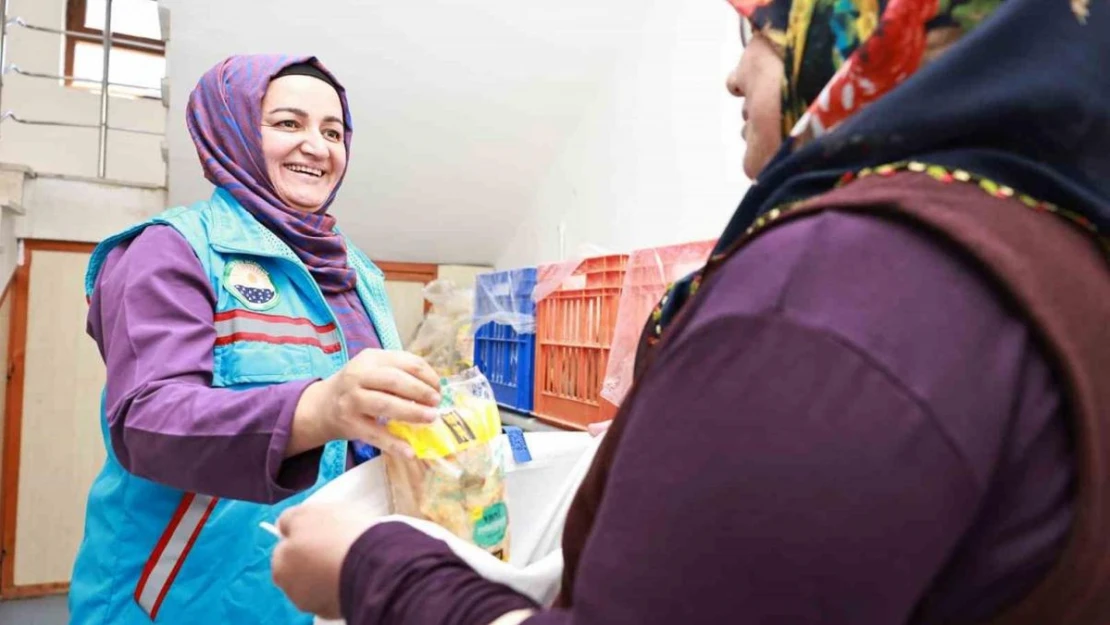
top-left (497, 3), bottom-right (748, 268)
top-left (159, 0), bottom-right (748, 269)
top-left (0, 0), bottom-right (166, 185)
top-left (17, 173), bottom-right (167, 242)
top-left (0, 166), bottom-right (26, 283)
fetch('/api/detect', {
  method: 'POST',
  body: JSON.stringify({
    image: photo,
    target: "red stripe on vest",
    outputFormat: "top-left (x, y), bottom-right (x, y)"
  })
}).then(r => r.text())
top-left (134, 494), bottom-right (195, 605)
top-left (214, 331), bottom-right (343, 354)
top-left (214, 309), bottom-right (336, 333)
top-left (148, 496), bottom-right (219, 619)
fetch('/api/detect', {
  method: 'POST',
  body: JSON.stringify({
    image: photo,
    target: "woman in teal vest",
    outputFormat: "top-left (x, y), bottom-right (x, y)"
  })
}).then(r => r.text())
top-left (69, 55), bottom-right (441, 624)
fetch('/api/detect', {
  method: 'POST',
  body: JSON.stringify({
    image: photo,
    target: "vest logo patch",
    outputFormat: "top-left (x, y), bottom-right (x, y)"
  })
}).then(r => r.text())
top-left (223, 259), bottom-right (279, 311)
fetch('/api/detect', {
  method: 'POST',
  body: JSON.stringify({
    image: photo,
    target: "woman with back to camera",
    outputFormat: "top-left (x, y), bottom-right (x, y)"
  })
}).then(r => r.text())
top-left (270, 1), bottom-right (1110, 624)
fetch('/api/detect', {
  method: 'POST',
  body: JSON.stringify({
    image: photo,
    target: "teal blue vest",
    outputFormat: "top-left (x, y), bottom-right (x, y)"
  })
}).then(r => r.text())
top-left (69, 188), bottom-right (402, 624)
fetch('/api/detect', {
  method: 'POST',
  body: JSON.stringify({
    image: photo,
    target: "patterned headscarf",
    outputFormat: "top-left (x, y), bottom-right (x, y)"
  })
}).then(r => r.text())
top-left (640, 0), bottom-right (1108, 362)
top-left (735, 0), bottom-right (1008, 141)
top-left (186, 55), bottom-right (358, 293)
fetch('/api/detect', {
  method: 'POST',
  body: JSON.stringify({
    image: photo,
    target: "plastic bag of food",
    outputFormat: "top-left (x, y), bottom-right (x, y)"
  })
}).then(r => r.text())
top-left (408, 279), bottom-right (476, 376)
top-left (383, 368), bottom-right (510, 561)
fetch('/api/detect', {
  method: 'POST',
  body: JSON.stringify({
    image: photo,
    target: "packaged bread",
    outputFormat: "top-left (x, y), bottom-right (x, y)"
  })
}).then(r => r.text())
top-left (384, 368), bottom-right (510, 561)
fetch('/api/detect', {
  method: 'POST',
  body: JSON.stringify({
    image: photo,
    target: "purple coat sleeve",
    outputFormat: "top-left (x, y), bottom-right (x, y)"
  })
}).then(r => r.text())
top-left (341, 524), bottom-right (538, 625)
top-left (335, 211), bottom-right (1070, 625)
top-left (88, 225), bottom-right (324, 503)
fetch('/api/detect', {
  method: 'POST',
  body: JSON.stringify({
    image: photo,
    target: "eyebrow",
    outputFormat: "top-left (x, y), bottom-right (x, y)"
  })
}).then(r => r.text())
top-left (266, 107), bottom-right (344, 125)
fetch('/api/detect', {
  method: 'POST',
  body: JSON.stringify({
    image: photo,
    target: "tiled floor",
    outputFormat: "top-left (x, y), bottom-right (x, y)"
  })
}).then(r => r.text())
top-left (0, 594), bottom-right (67, 624)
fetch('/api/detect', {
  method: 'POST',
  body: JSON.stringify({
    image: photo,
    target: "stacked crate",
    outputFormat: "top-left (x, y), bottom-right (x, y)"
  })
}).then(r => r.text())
top-left (473, 268), bottom-right (538, 412)
top-left (532, 255), bottom-right (628, 429)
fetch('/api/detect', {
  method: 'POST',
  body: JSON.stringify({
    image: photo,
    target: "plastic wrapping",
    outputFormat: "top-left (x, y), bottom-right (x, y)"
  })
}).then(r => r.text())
top-left (408, 279), bottom-right (475, 376)
top-left (473, 268), bottom-right (537, 335)
top-left (532, 244), bottom-right (614, 304)
top-left (473, 268), bottom-right (539, 411)
top-left (384, 368), bottom-right (511, 562)
top-left (600, 240), bottom-right (716, 407)
top-left (307, 430), bottom-right (601, 625)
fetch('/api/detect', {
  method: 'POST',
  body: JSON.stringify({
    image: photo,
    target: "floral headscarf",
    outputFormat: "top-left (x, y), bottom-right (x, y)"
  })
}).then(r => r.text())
top-left (638, 0), bottom-right (1107, 366)
top-left (732, 0), bottom-right (1009, 140)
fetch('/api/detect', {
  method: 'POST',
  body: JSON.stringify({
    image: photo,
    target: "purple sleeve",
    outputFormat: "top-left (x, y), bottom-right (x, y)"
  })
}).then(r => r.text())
top-left (88, 225), bottom-right (324, 503)
top-left (340, 317), bottom-right (976, 625)
top-left (340, 523), bottom-right (537, 625)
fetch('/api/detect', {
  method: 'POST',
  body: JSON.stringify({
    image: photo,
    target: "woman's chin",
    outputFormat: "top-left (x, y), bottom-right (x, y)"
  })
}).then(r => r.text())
top-left (744, 145), bottom-right (778, 182)
top-left (743, 158), bottom-right (760, 182)
top-left (279, 190), bottom-right (329, 213)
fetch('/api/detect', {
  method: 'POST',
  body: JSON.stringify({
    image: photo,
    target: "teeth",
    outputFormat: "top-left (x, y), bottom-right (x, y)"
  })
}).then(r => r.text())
top-left (286, 164), bottom-right (324, 177)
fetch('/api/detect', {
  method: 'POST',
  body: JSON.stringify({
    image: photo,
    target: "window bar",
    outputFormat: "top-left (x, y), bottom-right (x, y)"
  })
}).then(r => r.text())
top-left (5, 17), bottom-right (165, 53)
top-left (5, 64), bottom-right (155, 93)
top-left (97, 0), bottom-right (112, 178)
top-left (1, 111), bottom-right (162, 136)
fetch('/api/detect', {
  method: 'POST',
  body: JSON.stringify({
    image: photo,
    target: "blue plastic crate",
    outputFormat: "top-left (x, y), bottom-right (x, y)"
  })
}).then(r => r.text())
top-left (473, 268), bottom-right (537, 412)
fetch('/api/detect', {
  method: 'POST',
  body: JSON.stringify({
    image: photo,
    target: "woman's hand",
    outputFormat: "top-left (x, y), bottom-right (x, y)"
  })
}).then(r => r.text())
top-left (271, 502), bottom-right (377, 620)
top-left (288, 349), bottom-right (442, 458)
top-left (587, 420), bottom-right (612, 437)
top-left (275, 506), bottom-right (539, 625)
top-left (273, 504), bottom-right (538, 625)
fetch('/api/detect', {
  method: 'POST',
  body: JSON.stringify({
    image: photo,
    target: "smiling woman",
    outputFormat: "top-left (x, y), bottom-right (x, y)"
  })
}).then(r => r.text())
top-left (67, 55), bottom-right (444, 625)
top-left (261, 65), bottom-right (349, 212)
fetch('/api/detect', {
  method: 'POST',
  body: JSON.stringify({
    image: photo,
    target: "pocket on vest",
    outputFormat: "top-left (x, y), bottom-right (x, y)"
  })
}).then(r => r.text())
top-left (214, 342), bottom-right (314, 385)
top-left (212, 309), bottom-right (341, 384)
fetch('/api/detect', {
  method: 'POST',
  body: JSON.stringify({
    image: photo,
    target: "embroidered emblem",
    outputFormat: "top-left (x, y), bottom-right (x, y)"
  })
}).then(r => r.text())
top-left (223, 259), bottom-right (279, 311)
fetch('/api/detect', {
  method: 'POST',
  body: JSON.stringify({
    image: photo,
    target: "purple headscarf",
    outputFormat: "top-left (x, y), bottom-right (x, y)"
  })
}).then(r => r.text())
top-left (186, 54), bottom-right (357, 293)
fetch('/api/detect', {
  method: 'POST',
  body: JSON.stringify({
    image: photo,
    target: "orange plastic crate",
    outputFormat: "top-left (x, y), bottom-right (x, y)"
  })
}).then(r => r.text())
top-left (533, 254), bottom-right (628, 429)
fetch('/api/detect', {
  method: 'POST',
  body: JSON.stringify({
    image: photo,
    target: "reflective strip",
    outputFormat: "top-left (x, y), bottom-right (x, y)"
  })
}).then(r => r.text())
top-left (214, 309), bottom-right (341, 354)
top-left (134, 493), bottom-right (218, 619)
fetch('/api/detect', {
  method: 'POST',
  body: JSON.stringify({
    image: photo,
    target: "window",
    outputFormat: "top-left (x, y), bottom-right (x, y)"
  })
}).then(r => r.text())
top-left (64, 0), bottom-right (165, 99)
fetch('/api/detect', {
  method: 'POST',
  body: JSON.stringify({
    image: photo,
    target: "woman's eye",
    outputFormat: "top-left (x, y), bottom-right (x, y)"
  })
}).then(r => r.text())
top-left (741, 19), bottom-right (754, 46)
top-left (275, 119), bottom-right (299, 130)
top-left (324, 129), bottom-right (343, 142)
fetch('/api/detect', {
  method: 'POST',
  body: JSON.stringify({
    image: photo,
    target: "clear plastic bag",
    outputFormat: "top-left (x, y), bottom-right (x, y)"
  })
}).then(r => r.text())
top-left (408, 279), bottom-right (476, 376)
top-left (600, 240), bottom-right (716, 407)
top-left (473, 269), bottom-right (536, 335)
top-left (383, 368), bottom-right (511, 562)
top-left (532, 244), bottom-right (614, 304)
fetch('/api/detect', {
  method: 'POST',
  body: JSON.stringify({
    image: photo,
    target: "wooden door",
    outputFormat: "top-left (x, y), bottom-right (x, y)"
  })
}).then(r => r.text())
top-left (1, 241), bottom-right (104, 599)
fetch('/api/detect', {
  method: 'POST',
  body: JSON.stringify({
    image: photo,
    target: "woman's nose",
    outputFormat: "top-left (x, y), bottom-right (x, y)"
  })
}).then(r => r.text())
top-left (299, 131), bottom-right (327, 156)
top-left (726, 65), bottom-right (744, 98)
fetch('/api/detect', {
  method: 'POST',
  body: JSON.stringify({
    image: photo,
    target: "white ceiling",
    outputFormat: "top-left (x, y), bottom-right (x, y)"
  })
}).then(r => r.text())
top-left (161, 0), bottom-right (743, 266)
